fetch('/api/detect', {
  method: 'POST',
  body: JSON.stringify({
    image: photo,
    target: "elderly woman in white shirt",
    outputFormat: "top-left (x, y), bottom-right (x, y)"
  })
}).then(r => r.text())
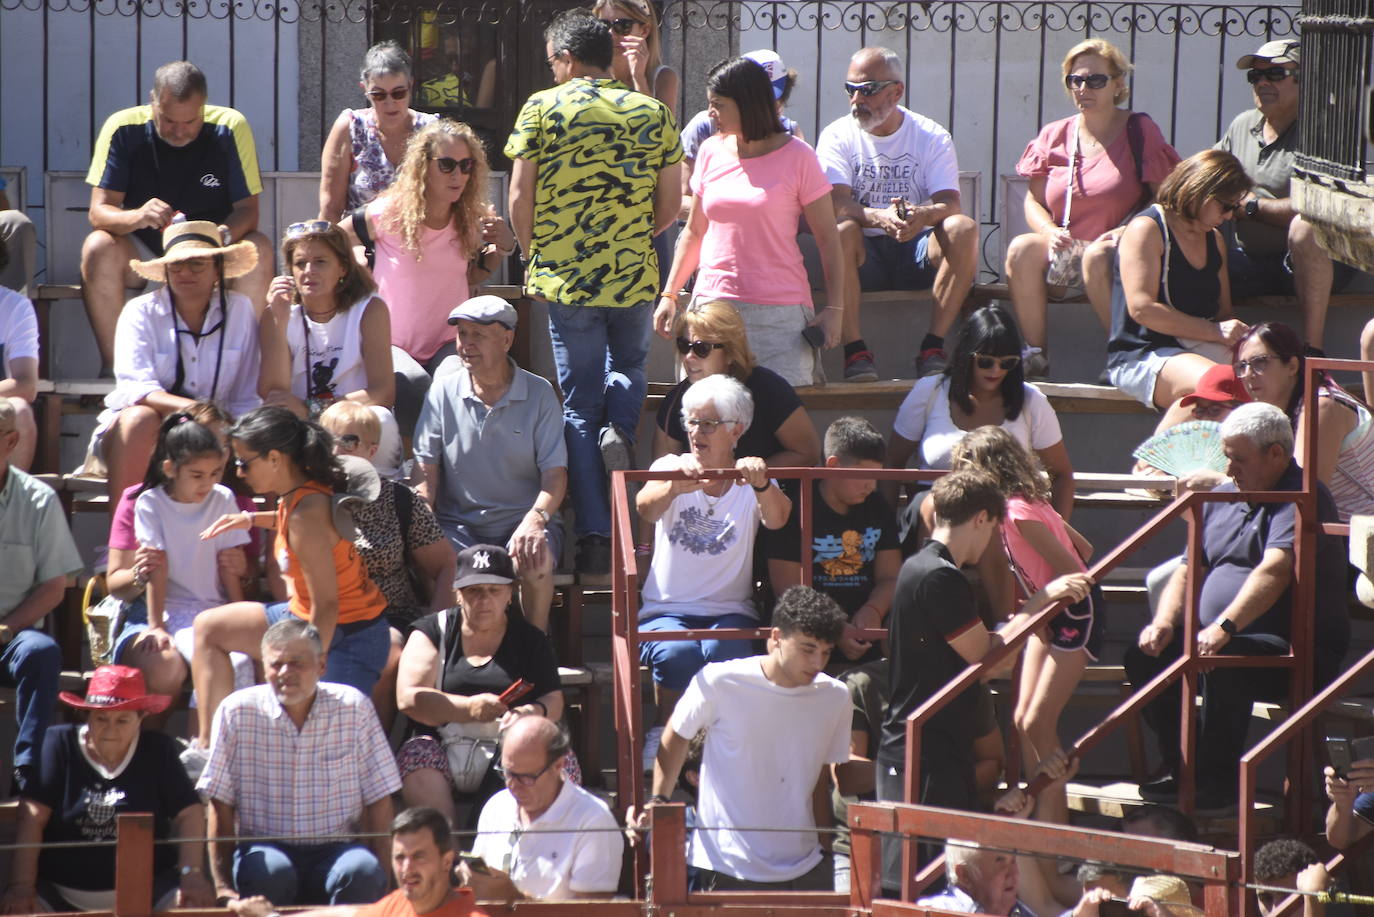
top-left (89, 220), bottom-right (262, 507)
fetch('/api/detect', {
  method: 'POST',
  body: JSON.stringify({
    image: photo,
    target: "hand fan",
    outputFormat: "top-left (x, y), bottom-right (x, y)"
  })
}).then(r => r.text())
top-left (1132, 420), bottom-right (1227, 476)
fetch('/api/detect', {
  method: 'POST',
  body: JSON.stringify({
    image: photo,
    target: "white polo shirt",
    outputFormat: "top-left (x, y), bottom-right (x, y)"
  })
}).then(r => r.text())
top-left (471, 779), bottom-right (623, 900)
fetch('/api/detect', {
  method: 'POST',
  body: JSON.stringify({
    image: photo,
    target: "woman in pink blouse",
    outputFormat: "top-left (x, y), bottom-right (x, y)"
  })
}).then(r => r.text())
top-left (1004, 39), bottom-right (1180, 378)
top-left (652, 56), bottom-right (845, 388)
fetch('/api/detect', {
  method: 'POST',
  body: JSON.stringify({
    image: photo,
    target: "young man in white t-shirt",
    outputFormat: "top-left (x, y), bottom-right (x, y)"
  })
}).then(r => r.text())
top-left (644, 585), bottom-right (852, 891)
top-left (815, 46), bottom-right (979, 381)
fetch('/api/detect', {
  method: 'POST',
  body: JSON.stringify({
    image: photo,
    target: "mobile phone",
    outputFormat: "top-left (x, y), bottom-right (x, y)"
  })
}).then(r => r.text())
top-left (801, 323), bottom-right (826, 349)
top-left (458, 853), bottom-right (490, 875)
top-left (498, 678), bottom-right (535, 706)
top-left (1328, 736), bottom-right (1353, 775)
top-left (1354, 736), bottom-right (1374, 762)
top-left (1099, 900), bottom-right (1132, 917)
top-left (895, 198), bottom-right (912, 221)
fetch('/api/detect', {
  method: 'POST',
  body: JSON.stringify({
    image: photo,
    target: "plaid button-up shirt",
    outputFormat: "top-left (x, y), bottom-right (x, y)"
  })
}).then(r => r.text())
top-left (199, 682), bottom-right (401, 841)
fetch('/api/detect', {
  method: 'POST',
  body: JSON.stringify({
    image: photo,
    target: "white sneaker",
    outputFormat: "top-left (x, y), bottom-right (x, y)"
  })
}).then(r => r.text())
top-left (180, 742), bottom-right (210, 781)
top-left (642, 726), bottom-right (665, 773)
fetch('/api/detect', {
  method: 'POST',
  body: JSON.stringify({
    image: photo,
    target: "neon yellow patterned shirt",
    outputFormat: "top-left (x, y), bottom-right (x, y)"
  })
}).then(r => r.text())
top-left (505, 77), bottom-right (682, 307)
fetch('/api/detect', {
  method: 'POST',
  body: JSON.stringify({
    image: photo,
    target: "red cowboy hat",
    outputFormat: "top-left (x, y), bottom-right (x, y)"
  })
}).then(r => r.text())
top-left (58, 665), bottom-right (172, 714)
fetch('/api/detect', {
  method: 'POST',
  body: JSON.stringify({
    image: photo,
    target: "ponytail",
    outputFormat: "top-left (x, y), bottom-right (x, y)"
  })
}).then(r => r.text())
top-left (230, 404), bottom-right (347, 492)
top-left (138, 412), bottom-right (224, 496)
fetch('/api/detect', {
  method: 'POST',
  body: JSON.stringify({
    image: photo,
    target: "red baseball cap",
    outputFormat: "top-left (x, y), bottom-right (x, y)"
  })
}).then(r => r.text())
top-left (1180, 364), bottom-right (1252, 408)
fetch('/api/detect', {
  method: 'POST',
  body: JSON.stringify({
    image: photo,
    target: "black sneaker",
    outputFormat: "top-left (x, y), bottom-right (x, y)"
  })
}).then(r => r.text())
top-left (599, 424), bottom-right (633, 479)
top-left (576, 535), bottom-right (611, 576)
top-left (1138, 773), bottom-right (1179, 803)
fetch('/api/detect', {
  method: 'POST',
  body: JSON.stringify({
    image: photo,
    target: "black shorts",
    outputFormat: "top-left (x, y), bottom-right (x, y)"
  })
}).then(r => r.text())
top-left (1046, 581), bottom-right (1107, 661)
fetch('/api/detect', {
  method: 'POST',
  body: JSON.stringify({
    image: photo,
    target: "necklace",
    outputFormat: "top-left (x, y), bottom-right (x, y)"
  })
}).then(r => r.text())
top-left (702, 482), bottom-right (729, 516)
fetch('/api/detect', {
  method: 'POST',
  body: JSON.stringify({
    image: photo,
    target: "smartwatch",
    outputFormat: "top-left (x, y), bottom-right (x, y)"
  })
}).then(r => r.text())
top-left (1243, 199), bottom-right (1260, 220)
top-left (1218, 618), bottom-right (1238, 636)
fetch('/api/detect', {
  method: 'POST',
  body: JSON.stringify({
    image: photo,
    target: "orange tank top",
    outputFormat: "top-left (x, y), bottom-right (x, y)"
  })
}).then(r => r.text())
top-left (275, 480), bottom-right (386, 625)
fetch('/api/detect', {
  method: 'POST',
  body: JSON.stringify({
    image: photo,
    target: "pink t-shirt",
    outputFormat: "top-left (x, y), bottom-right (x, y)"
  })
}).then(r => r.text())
top-left (370, 197), bottom-right (470, 363)
top-left (690, 135), bottom-right (831, 306)
top-left (1016, 113), bottom-right (1180, 242)
top-left (109, 484), bottom-right (260, 554)
top-left (1002, 494), bottom-right (1086, 594)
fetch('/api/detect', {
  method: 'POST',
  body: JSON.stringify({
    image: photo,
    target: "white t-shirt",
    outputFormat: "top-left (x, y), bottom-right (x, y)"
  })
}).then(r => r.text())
top-left (672, 655), bottom-right (851, 882)
top-left (892, 376), bottom-right (1064, 470)
top-left (285, 297), bottom-right (375, 402)
top-left (0, 287), bottom-right (38, 375)
top-left (471, 780), bottom-right (623, 900)
top-left (639, 453), bottom-right (765, 620)
top-left (133, 483), bottom-right (250, 630)
top-left (816, 106), bottom-right (960, 237)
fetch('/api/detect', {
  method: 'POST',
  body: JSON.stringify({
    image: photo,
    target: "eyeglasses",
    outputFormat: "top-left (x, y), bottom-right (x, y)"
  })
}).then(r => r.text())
top-left (1247, 66), bottom-right (1296, 84)
top-left (1234, 354), bottom-right (1274, 376)
top-left (973, 354), bottom-right (1021, 371)
top-left (494, 757), bottom-right (559, 787)
top-left (430, 156), bottom-right (476, 175)
top-left (843, 79), bottom-right (898, 97)
top-left (234, 453), bottom-right (264, 471)
top-left (1191, 401), bottom-right (1236, 420)
top-left (675, 337), bottom-right (726, 359)
top-left (600, 16), bottom-right (638, 35)
top-left (685, 417), bottom-right (735, 434)
top-left (365, 85), bottom-right (410, 102)
top-left (546, 50), bottom-right (563, 69)
top-left (285, 220), bottom-right (334, 239)
top-left (167, 259), bottom-right (212, 274)
top-left (1065, 73), bottom-right (1112, 90)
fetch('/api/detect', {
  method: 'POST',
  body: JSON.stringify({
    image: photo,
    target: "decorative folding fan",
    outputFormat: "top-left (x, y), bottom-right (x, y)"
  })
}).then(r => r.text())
top-left (1131, 420), bottom-right (1228, 476)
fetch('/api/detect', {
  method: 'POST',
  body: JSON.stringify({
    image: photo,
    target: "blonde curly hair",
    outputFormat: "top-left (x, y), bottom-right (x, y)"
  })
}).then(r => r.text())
top-left (375, 118), bottom-right (489, 259)
top-left (949, 425), bottom-right (1052, 503)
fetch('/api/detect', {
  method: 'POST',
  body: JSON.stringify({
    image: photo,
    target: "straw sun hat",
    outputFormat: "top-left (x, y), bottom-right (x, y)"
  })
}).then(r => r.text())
top-left (129, 220), bottom-right (258, 283)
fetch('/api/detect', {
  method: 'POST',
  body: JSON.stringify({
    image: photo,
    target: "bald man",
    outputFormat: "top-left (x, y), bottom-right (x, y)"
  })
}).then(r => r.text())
top-left (460, 717), bottom-right (622, 901)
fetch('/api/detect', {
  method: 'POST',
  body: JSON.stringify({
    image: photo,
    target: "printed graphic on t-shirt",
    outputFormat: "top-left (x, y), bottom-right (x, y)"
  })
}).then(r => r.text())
top-left (853, 155), bottom-right (918, 207)
top-left (76, 785), bottom-right (126, 840)
top-left (668, 506), bottom-right (737, 556)
top-left (816, 527), bottom-right (881, 584)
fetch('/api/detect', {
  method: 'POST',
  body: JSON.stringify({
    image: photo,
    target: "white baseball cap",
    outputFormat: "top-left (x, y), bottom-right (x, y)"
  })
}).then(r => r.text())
top-left (743, 49), bottom-right (788, 99)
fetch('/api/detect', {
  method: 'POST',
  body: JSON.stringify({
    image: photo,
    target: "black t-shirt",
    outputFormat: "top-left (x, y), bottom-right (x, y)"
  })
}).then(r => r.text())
top-left (656, 366), bottom-right (802, 460)
top-left (879, 540), bottom-right (981, 767)
top-left (30, 725), bottom-right (199, 890)
top-left (764, 481), bottom-right (899, 616)
top-left (411, 609), bottom-right (561, 706)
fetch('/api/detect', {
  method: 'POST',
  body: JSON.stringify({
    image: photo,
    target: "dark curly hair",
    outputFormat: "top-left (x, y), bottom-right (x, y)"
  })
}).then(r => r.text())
top-left (772, 586), bottom-right (846, 645)
top-left (1253, 838), bottom-right (1319, 884)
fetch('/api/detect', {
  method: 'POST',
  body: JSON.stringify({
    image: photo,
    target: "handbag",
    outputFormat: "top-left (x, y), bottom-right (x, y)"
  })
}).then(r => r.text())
top-left (1046, 117), bottom-right (1088, 289)
top-left (432, 609), bottom-right (500, 793)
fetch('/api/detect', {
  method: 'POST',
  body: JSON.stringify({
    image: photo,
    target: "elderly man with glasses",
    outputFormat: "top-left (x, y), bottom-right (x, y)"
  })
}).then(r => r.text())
top-left (460, 716), bottom-right (622, 902)
top-left (1215, 39), bottom-right (1354, 352)
top-left (815, 46), bottom-right (980, 380)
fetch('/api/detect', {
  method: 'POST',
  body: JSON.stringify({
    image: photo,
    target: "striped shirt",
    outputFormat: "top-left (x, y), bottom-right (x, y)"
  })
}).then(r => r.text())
top-left (199, 682), bottom-right (400, 841)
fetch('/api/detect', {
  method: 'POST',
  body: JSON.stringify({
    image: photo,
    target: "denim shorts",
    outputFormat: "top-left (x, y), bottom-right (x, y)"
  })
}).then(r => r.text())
top-left (859, 229), bottom-right (936, 291)
top-left (1107, 338), bottom-right (1232, 408)
top-left (263, 602), bottom-right (390, 697)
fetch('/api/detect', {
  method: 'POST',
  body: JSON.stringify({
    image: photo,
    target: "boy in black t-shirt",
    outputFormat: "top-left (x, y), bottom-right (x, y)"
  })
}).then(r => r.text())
top-left (876, 470), bottom-right (1090, 894)
top-left (766, 417), bottom-right (900, 663)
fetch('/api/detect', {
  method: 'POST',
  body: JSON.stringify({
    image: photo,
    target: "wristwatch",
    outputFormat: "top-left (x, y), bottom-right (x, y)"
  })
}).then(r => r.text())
top-left (1218, 618), bottom-right (1238, 636)
top-left (530, 506), bottom-right (550, 524)
top-left (1243, 199), bottom-right (1260, 220)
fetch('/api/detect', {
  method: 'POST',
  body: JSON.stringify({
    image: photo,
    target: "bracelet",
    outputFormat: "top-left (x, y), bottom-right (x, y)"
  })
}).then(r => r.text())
top-left (751, 482), bottom-right (771, 493)
top-left (530, 699), bottom-right (548, 716)
top-left (131, 566), bottom-right (148, 588)
top-left (658, 290), bottom-right (681, 302)
top-left (635, 542), bottom-right (653, 557)
top-left (822, 305), bottom-right (843, 312)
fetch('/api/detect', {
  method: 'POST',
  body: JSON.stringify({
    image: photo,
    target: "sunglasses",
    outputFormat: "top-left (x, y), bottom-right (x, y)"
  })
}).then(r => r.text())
top-left (234, 453), bottom-right (264, 471)
top-left (1247, 66), bottom-right (1296, 84)
top-left (365, 86), bottom-right (410, 102)
top-left (430, 156), bottom-right (476, 175)
top-left (843, 79), bottom-right (898, 97)
top-left (1065, 72), bottom-right (1112, 90)
top-left (1234, 354), bottom-right (1274, 376)
top-left (1215, 197), bottom-right (1246, 216)
top-left (285, 220), bottom-right (334, 239)
top-left (974, 354), bottom-right (1021, 371)
top-left (600, 16), bottom-right (638, 35)
top-left (675, 337), bottom-right (726, 359)
top-left (167, 259), bottom-right (212, 274)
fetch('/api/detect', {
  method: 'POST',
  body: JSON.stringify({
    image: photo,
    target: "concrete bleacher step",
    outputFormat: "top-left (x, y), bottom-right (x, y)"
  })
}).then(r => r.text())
top-left (1064, 778), bottom-right (1282, 835)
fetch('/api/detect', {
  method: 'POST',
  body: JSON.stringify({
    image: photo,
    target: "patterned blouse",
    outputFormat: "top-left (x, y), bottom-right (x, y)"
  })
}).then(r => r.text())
top-left (345, 108), bottom-right (439, 211)
top-left (352, 479), bottom-right (446, 615)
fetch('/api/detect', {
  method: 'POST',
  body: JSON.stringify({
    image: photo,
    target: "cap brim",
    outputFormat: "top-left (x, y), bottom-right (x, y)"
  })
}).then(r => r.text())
top-left (454, 573), bottom-right (515, 589)
top-left (58, 691), bottom-right (172, 714)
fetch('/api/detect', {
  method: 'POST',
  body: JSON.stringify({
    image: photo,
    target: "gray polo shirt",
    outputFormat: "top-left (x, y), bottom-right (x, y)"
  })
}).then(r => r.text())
top-left (0, 466), bottom-right (83, 616)
top-left (413, 359), bottom-right (567, 542)
top-left (1215, 108), bottom-right (1296, 256)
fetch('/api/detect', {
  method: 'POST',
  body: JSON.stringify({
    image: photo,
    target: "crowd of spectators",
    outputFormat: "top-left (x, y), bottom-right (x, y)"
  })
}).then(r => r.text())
top-left (0, 8), bottom-right (1371, 915)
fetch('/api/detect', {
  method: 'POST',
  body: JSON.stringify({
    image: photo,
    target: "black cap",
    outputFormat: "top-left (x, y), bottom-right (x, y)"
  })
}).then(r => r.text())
top-left (454, 544), bottom-right (517, 588)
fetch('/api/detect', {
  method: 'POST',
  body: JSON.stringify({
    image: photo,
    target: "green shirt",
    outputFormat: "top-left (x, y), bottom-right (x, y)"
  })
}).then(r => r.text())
top-left (505, 77), bottom-right (682, 307)
top-left (1215, 109), bottom-right (1296, 257)
top-left (0, 467), bottom-right (83, 616)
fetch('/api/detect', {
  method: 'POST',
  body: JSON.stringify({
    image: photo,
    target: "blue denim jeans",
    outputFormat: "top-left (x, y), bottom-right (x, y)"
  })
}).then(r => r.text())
top-left (234, 841), bottom-right (386, 905)
top-left (263, 603), bottom-right (390, 697)
top-left (639, 611), bottom-right (758, 691)
top-left (0, 629), bottom-right (60, 771)
top-left (547, 300), bottom-right (652, 537)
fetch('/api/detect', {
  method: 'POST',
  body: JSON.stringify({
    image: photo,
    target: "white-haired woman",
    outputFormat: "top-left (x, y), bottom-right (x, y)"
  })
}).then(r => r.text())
top-left (89, 221), bottom-right (262, 508)
top-left (634, 374), bottom-right (792, 766)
